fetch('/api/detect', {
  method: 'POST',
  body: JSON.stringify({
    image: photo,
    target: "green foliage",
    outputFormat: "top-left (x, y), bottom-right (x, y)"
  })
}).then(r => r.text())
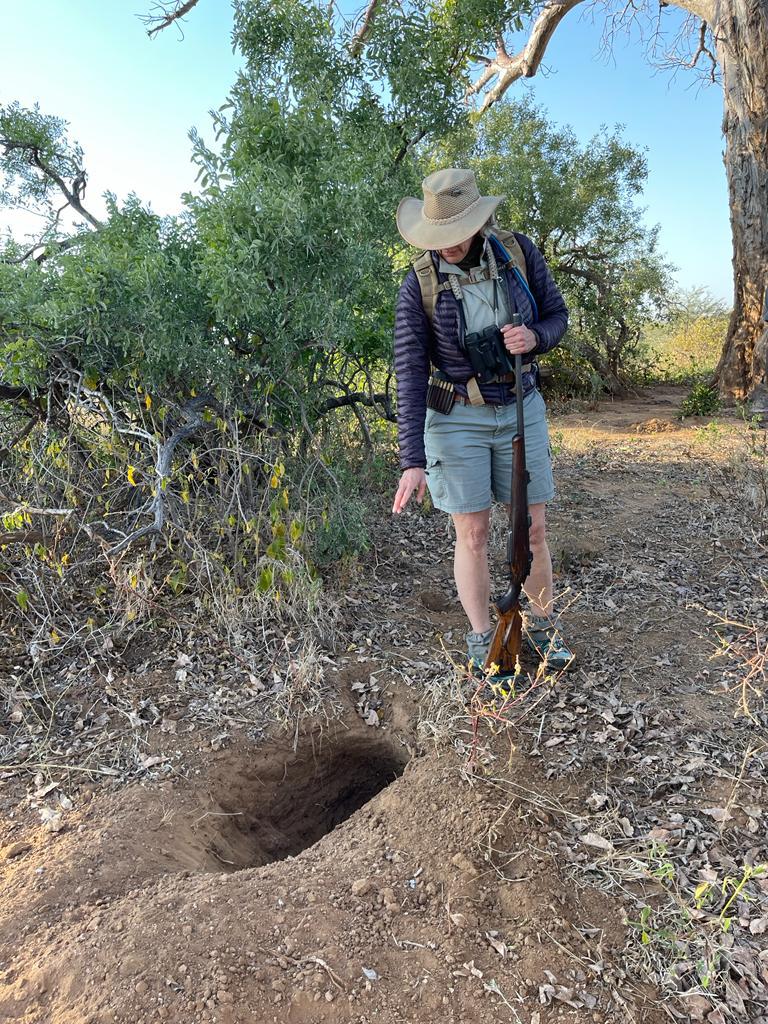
top-left (1, 2), bottom-right (713, 646)
top-left (0, 102), bottom-right (86, 223)
top-left (644, 287), bottom-right (730, 383)
top-left (680, 381), bottom-right (721, 418)
top-left (429, 97), bottom-right (673, 393)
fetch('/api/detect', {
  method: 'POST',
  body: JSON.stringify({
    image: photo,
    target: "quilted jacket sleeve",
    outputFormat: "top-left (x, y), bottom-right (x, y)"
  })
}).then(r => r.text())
top-left (515, 233), bottom-right (568, 355)
top-left (393, 269), bottom-right (431, 470)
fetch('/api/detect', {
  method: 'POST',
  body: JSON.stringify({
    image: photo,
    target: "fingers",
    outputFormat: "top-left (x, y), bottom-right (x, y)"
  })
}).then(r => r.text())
top-left (392, 483), bottom-right (410, 514)
top-left (501, 325), bottom-right (535, 354)
top-left (393, 472), bottom-right (426, 514)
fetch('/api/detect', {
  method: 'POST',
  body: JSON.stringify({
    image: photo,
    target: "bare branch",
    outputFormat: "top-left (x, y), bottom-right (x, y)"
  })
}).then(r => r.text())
top-left (349, 0), bottom-right (382, 56)
top-left (0, 383), bottom-right (33, 402)
top-left (107, 395), bottom-right (220, 555)
top-left (654, 15), bottom-right (718, 81)
top-left (30, 150), bottom-right (102, 230)
top-left (0, 411), bottom-right (40, 457)
top-left (141, 0), bottom-right (203, 39)
top-left (1, 231), bottom-right (89, 266)
top-left (466, 0), bottom-right (586, 110)
top-left (318, 391), bottom-right (396, 421)
top-left (0, 139), bottom-right (103, 230)
top-left (683, 20), bottom-right (717, 76)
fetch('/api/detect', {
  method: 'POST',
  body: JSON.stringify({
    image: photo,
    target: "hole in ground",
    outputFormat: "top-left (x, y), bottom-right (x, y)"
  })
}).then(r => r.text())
top-left (191, 730), bottom-right (409, 871)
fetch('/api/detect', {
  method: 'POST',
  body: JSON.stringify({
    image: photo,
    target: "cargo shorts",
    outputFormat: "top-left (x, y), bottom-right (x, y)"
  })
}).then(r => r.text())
top-left (424, 388), bottom-right (555, 513)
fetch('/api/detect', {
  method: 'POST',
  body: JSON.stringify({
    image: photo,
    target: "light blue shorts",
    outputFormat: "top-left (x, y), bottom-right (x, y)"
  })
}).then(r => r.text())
top-left (424, 389), bottom-right (555, 514)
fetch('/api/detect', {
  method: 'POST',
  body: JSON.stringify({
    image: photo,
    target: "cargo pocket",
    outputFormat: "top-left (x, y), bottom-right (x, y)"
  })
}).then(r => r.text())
top-left (425, 457), bottom-right (446, 503)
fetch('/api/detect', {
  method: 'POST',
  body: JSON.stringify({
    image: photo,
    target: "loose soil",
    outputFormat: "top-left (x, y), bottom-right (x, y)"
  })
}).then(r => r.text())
top-left (2, 386), bottom-right (767, 1024)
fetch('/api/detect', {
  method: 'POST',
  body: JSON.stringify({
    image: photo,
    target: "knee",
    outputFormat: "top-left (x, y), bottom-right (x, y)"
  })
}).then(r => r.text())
top-left (456, 523), bottom-right (489, 555)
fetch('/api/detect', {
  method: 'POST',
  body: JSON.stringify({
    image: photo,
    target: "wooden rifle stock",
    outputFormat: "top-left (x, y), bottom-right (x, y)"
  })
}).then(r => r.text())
top-left (484, 340), bottom-right (532, 676)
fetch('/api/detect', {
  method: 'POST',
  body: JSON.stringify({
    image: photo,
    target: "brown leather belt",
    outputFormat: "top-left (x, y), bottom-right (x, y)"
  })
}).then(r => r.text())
top-left (453, 364), bottom-right (533, 405)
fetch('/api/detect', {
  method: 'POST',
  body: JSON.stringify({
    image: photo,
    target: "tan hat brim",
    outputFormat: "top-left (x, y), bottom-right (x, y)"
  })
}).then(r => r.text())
top-left (396, 194), bottom-right (504, 250)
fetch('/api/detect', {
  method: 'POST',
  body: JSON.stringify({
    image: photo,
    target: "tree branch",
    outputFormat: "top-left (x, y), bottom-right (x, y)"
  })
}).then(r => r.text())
top-left (663, 0), bottom-right (714, 21)
top-left (142, 0), bottom-right (203, 39)
top-left (318, 391), bottom-right (396, 421)
top-left (349, 0), bottom-right (382, 56)
top-left (29, 149), bottom-right (102, 230)
top-left (0, 139), bottom-right (103, 230)
top-left (0, 383), bottom-right (33, 402)
top-left (467, 0), bottom-right (586, 110)
top-left (107, 395), bottom-right (220, 556)
top-left (0, 410), bottom-right (40, 457)
top-left (1, 231), bottom-right (89, 266)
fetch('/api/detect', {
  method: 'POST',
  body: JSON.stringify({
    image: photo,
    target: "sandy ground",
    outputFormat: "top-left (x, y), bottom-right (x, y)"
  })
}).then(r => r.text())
top-left (2, 386), bottom-right (767, 1024)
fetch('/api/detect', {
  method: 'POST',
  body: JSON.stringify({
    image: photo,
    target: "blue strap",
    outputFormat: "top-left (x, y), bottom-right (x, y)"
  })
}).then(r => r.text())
top-left (489, 235), bottom-right (540, 323)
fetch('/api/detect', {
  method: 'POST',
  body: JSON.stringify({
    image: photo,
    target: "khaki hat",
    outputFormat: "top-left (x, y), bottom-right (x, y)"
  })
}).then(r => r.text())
top-left (396, 168), bottom-right (504, 250)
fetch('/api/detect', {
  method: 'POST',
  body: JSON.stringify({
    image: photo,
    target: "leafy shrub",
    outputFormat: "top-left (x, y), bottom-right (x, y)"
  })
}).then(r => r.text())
top-left (680, 381), bottom-right (721, 418)
top-left (645, 288), bottom-right (730, 384)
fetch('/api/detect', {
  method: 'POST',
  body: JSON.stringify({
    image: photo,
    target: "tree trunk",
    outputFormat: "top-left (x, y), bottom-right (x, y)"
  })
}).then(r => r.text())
top-left (712, 0), bottom-right (768, 400)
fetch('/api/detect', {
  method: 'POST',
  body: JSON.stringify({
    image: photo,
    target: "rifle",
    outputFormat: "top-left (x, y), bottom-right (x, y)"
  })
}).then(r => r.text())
top-left (484, 316), bottom-right (532, 676)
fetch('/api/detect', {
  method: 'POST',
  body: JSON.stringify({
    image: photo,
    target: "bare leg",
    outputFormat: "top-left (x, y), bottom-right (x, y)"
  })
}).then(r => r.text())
top-left (523, 502), bottom-right (553, 617)
top-left (452, 509), bottom-right (492, 633)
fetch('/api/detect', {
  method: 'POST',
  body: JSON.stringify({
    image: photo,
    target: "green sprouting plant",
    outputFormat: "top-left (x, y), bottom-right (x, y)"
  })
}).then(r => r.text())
top-left (680, 381), bottom-right (721, 418)
top-left (549, 429), bottom-right (566, 458)
top-left (717, 862), bottom-right (767, 930)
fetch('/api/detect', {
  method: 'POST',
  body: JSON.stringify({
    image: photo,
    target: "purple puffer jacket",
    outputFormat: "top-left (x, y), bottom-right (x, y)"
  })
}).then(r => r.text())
top-left (393, 232), bottom-right (568, 470)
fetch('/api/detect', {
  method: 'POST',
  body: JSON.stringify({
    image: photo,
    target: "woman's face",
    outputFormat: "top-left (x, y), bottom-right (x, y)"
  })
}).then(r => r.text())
top-left (438, 234), bottom-right (476, 264)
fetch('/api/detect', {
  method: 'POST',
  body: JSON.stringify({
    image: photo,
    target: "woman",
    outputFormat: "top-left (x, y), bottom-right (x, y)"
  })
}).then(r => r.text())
top-left (391, 168), bottom-right (574, 674)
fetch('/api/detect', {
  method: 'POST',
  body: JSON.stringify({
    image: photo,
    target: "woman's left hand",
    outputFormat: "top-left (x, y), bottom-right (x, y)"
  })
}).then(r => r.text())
top-left (501, 322), bottom-right (537, 355)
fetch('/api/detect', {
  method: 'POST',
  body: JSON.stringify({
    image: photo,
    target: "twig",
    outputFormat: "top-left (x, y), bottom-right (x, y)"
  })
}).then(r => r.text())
top-left (142, 0), bottom-right (202, 38)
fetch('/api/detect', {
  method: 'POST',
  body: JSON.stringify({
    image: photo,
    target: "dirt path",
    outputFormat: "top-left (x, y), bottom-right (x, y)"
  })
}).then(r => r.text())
top-left (1, 387), bottom-right (767, 1024)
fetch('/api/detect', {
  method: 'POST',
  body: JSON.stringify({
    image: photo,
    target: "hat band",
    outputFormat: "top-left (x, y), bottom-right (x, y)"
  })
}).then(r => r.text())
top-left (422, 194), bottom-right (482, 226)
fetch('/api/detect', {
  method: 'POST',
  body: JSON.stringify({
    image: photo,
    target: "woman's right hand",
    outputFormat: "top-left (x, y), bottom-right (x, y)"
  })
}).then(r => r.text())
top-left (392, 468), bottom-right (427, 514)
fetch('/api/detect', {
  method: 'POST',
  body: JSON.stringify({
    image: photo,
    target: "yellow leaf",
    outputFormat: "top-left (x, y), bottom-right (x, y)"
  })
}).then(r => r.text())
top-left (50, 629), bottom-right (60, 643)
top-left (145, 394), bottom-right (152, 410)
top-left (127, 465), bottom-right (137, 486)
top-left (270, 473), bottom-right (279, 488)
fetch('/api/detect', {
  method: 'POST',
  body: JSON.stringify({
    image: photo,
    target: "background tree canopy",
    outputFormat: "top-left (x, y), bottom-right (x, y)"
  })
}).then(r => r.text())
top-left (141, 0), bottom-right (768, 403)
top-left (0, 0), bottom-right (738, 650)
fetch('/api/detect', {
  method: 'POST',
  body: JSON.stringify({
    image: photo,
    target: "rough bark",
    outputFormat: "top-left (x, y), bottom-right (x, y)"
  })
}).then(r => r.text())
top-left (466, 0), bottom-right (768, 399)
top-left (711, 0), bottom-right (768, 400)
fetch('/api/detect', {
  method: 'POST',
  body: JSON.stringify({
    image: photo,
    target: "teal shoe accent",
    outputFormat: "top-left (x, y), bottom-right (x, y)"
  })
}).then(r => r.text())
top-left (523, 614), bottom-right (575, 671)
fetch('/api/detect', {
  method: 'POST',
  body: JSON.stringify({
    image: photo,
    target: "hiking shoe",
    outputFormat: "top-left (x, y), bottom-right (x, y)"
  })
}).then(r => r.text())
top-left (523, 614), bottom-right (575, 671)
top-left (466, 628), bottom-right (493, 677)
top-left (466, 628), bottom-right (521, 691)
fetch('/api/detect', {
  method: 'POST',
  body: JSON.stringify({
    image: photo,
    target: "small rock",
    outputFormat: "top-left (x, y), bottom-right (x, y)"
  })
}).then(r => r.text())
top-left (135, 980), bottom-right (148, 996)
top-left (2, 841), bottom-right (32, 861)
top-left (351, 878), bottom-right (373, 897)
top-left (450, 852), bottom-right (478, 877)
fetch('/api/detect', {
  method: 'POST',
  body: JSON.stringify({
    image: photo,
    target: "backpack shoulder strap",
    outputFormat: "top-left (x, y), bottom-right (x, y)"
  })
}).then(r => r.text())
top-left (492, 229), bottom-right (528, 286)
top-left (412, 251), bottom-right (450, 323)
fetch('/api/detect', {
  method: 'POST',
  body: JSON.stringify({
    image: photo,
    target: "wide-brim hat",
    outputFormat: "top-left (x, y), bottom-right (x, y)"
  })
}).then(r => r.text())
top-left (396, 168), bottom-right (504, 250)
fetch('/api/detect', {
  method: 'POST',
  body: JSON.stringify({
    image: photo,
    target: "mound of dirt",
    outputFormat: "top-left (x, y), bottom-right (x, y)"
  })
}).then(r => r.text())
top-left (1, 718), bottom-right (657, 1024)
top-left (628, 418), bottom-right (681, 434)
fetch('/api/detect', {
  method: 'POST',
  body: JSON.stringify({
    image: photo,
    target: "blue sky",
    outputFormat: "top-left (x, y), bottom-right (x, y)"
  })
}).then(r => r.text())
top-left (1, 0), bottom-right (731, 303)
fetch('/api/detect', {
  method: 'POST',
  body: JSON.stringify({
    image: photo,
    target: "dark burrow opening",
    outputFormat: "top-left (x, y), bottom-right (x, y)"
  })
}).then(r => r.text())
top-left (190, 731), bottom-right (410, 871)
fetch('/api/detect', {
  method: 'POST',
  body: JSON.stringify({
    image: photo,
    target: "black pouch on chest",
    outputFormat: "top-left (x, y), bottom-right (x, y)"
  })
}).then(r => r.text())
top-left (425, 373), bottom-right (455, 414)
